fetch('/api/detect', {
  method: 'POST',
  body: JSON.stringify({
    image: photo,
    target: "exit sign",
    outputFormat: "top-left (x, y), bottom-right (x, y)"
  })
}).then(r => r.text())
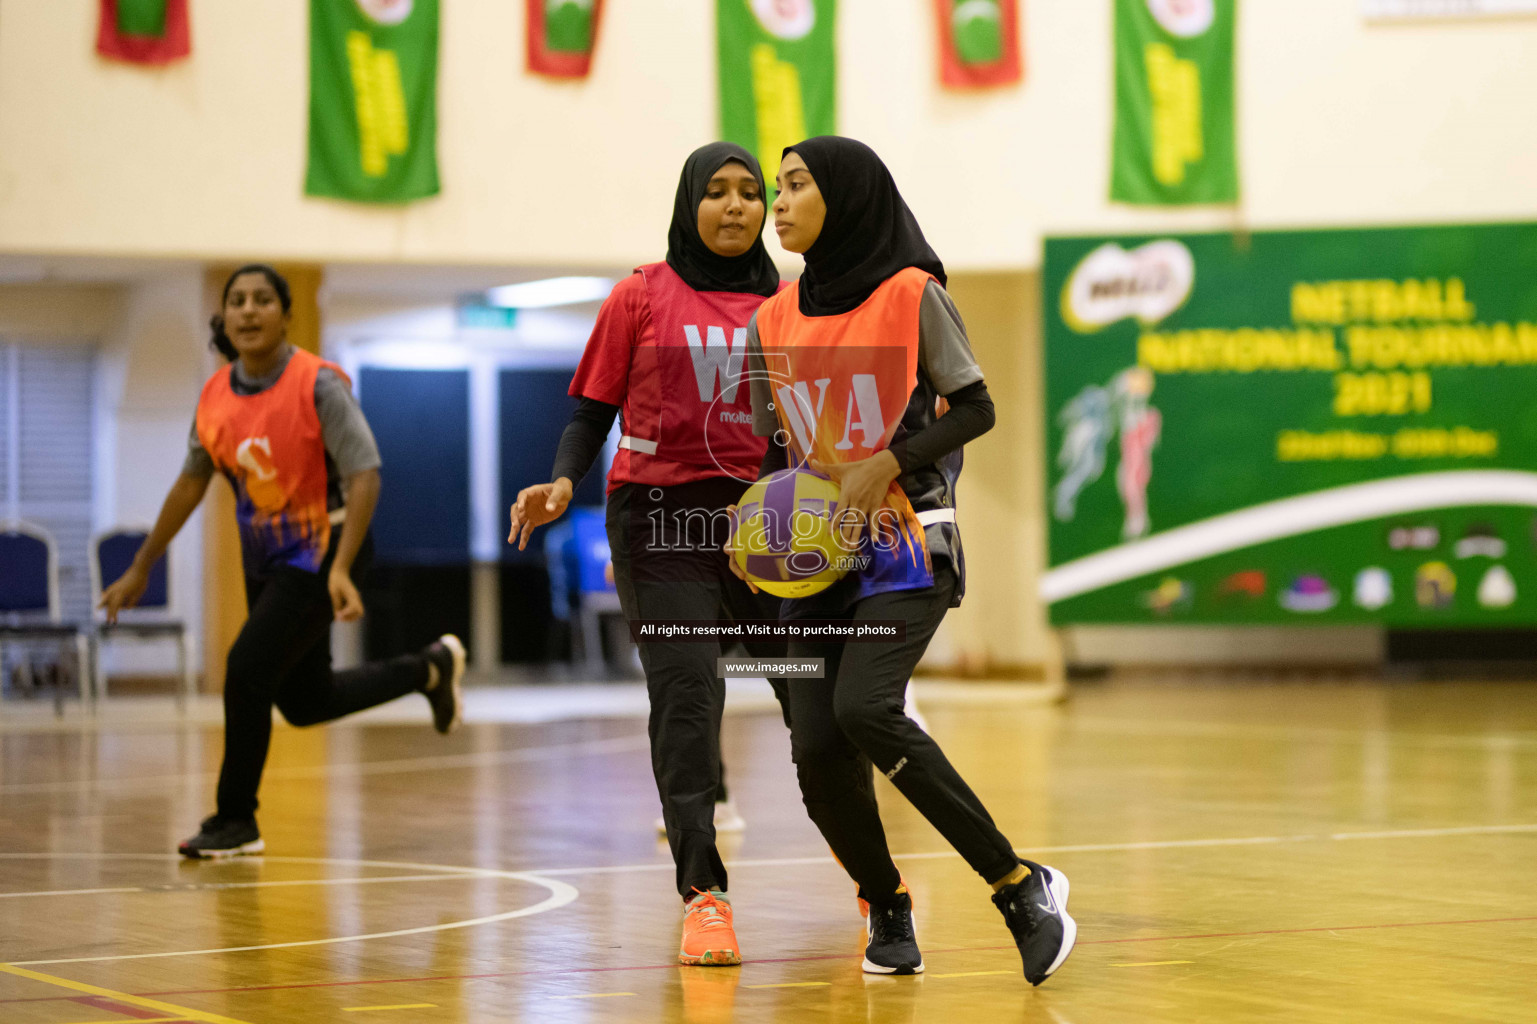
top-left (457, 304), bottom-right (519, 329)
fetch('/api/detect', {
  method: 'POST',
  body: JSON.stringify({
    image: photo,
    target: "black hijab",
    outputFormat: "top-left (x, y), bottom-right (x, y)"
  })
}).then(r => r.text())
top-left (786, 136), bottom-right (947, 318)
top-left (664, 142), bottom-right (780, 298)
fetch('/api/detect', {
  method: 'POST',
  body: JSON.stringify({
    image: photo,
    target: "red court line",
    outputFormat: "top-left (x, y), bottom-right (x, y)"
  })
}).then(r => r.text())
top-left (4, 913), bottom-right (1534, 1005)
top-left (71, 993), bottom-right (178, 1018)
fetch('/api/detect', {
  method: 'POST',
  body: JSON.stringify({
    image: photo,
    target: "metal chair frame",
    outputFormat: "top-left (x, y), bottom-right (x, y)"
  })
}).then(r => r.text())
top-left (0, 519), bottom-right (91, 714)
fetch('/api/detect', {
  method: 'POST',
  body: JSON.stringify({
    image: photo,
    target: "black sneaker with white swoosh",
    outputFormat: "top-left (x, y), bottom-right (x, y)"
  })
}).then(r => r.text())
top-left (862, 890), bottom-right (923, 975)
top-left (992, 860), bottom-right (1076, 985)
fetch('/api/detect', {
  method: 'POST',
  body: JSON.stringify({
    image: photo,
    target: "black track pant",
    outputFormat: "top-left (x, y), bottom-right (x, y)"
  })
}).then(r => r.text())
top-left (216, 535), bottom-right (428, 819)
top-left (785, 564), bottom-right (1020, 898)
top-left (607, 480), bottom-right (790, 901)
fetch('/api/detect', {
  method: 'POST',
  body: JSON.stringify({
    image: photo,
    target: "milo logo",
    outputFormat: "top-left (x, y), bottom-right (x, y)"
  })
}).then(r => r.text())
top-left (750, 0), bottom-right (816, 40)
top-left (1145, 0), bottom-right (1214, 37)
top-left (1061, 240), bottom-right (1195, 333)
top-left (354, 0), bottom-right (414, 26)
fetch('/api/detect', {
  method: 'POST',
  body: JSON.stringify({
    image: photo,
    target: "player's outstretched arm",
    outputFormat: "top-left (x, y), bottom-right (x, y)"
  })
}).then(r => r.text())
top-left (508, 477), bottom-right (574, 551)
top-left (99, 470), bottom-right (211, 624)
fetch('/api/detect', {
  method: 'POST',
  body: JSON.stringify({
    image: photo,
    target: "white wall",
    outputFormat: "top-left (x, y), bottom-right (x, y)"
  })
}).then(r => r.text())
top-left (0, 269), bottom-right (207, 676)
top-left (1, 1), bottom-right (1534, 270)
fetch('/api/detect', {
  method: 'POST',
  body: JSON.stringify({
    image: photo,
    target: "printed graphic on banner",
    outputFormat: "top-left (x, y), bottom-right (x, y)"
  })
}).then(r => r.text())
top-left (1353, 567), bottom-right (1393, 610)
top-left (1111, 0), bottom-right (1237, 205)
top-left (1044, 222), bottom-right (1537, 625)
top-left (718, 0), bottom-right (836, 185)
top-left (934, 0), bottom-right (1023, 88)
top-left (1363, 0), bottom-right (1537, 20)
top-left (97, 0), bottom-right (191, 64)
top-left (306, 0), bottom-right (440, 203)
top-left (527, 0), bottom-right (606, 78)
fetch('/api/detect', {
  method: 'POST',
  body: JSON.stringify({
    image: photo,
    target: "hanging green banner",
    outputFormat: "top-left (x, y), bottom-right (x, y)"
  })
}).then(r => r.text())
top-left (717, 0), bottom-right (836, 186)
top-left (1110, 0), bottom-right (1237, 206)
top-left (306, 0), bottom-right (440, 204)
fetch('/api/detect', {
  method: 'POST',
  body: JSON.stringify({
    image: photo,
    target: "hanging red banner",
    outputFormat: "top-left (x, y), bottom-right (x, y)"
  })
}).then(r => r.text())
top-left (97, 0), bottom-right (191, 65)
top-left (934, 0), bottom-right (1022, 89)
top-left (526, 0), bottom-right (606, 79)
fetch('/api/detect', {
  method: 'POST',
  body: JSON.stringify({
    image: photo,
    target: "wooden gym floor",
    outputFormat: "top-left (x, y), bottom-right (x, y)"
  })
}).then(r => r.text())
top-left (2, 676), bottom-right (1535, 1023)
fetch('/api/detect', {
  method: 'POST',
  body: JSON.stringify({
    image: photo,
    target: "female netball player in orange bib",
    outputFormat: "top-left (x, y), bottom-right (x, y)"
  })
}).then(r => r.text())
top-left (100, 265), bottom-right (465, 859)
top-left (508, 144), bottom-right (789, 966)
top-left (739, 138), bottom-right (1076, 984)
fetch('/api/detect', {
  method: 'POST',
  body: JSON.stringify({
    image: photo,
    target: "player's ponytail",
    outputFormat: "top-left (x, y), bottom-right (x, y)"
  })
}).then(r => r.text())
top-left (208, 314), bottom-right (238, 362)
top-left (209, 263), bottom-right (292, 363)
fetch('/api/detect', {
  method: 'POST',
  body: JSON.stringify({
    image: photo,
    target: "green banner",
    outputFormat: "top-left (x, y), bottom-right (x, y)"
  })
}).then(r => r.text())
top-left (1043, 223), bottom-right (1537, 625)
top-left (1110, 0), bottom-right (1237, 205)
top-left (117, 0), bottom-right (169, 36)
top-left (306, 0), bottom-right (439, 204)
top-left (717, 0), bottom-right (836, 186)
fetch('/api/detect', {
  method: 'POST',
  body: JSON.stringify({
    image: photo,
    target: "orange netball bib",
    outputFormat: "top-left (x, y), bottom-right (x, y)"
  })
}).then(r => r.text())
top-left (755, 267), bottom-right (935, 597)
top-left (195, 349), bottom-right (346, 575)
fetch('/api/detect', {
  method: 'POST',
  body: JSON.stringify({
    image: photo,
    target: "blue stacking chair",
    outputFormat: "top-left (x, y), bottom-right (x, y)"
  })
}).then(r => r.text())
top-left (570, 509), bottom-right (624, 673)
top-left (544, 508), bottom-right (624, 673)
top-left (90, 528), bottom-right (194, 710)
top-left (0, 520), bottom-right (91, 714)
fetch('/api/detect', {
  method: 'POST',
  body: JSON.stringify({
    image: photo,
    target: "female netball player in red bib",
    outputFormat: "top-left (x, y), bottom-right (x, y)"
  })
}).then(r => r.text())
top-left (100, 264), bottom-right (465, 859)
top-left (508, 144), bottom-right (788, 966)
top-left (739, 137), bottom-right (1076, 984)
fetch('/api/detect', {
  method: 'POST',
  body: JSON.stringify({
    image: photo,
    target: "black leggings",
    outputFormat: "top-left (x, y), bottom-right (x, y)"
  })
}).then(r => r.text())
top-left (785, 564), bottom-right (1019, 898)
top-left (215, 536), bottom-right (428, 819)
top-left (607, 480), bottom-right (789, 900)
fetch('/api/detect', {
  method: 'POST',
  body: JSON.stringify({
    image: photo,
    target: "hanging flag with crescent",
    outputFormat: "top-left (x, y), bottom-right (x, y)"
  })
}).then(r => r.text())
top-left (527, 0), bottom-right (607, 78)
top-left (934, 0), bottom-right (1023, 88)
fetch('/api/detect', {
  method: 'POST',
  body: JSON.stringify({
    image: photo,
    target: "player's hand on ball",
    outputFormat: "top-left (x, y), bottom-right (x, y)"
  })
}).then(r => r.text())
top-left (812, 453), bottom-right (901, 549)
top-left (509, 477), bottom-right (574, 550)
top-left (329, 570), bottom-right (365, 622)
top-left (722, 503), bottom-right (760, 594)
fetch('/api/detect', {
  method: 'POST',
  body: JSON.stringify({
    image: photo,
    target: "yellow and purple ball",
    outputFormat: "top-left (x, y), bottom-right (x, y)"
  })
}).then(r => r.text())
top-left (731, 468), bottom-right (847, 598)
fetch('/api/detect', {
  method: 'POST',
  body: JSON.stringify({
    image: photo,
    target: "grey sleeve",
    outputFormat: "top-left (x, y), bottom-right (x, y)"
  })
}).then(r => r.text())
top-left (314, 369), bottom-right (382, 477)
top-left (919, 281), bottom-right (985, 395)
top-left (746, 315), bottom-right (779, 437)
top-left (182, 416), bottom-right (215, 478)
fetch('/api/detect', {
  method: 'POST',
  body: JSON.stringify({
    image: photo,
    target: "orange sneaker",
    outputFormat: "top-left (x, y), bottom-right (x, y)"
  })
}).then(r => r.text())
top-left (679, 889), bottom-right (741, 966)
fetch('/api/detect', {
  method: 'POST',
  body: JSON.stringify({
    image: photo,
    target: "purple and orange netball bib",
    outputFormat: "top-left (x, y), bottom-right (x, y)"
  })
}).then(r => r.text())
top-left (196, 349), bottom-right (343, 575)
top-left (755, 267), bottom-right (936, 598)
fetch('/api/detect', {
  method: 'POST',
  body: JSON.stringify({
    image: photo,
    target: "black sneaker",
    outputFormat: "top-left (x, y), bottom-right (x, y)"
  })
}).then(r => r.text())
top-left (993, 860), bottom-right (1076, 986)
top-left (422, 634), bottom-right (465, 734)
top-left (178, 815), bottom-right (263, 859)
top-left (862, 890), bottom-right (923, 975)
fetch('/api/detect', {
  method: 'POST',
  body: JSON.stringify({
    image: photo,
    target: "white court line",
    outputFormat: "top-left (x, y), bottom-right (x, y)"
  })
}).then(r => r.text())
top-left (1069, 715), bottom-right (1537, 751)
top-left (0, 873), bottom-right (482, 900)
top-left (2, 855), bottom-right (577, 967)
top-left (524, 822), bottom-right (1537, 877)
top-left (3, 823), bottom-right (1532, 965)
top-left (0, 733), bottom-right (653, 795)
